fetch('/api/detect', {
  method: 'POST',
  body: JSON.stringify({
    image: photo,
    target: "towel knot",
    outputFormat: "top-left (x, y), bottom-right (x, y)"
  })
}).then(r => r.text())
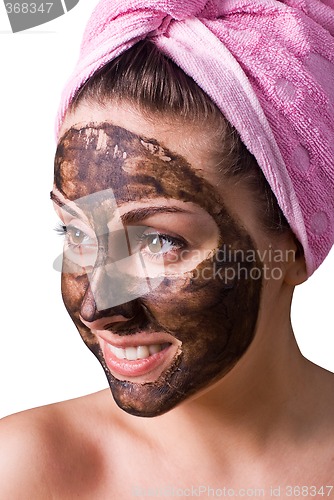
top-left (80, 0), bottom-right (222, 53)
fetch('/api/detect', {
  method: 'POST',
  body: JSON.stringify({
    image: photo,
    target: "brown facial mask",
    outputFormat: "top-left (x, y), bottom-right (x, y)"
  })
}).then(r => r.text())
top-left (54, 123), bottom-right (263, 417)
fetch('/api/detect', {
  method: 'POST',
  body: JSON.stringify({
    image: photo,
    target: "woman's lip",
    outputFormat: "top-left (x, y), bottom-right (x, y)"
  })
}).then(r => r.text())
top-left (100, 338), bottom-right (179, 381)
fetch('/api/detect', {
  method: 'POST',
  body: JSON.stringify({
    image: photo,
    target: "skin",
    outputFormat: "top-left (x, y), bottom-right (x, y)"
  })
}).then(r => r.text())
top-left (54, 122), bottom-right (263, 417)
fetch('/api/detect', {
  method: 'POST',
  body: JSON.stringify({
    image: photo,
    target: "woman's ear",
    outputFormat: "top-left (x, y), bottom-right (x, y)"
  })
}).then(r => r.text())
top-left (284, 237), bottom-right (308, 286)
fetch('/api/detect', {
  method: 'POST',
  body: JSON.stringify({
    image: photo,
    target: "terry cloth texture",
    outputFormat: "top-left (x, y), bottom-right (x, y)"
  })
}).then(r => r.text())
top-left (56, 0), bottom-right (334, 276)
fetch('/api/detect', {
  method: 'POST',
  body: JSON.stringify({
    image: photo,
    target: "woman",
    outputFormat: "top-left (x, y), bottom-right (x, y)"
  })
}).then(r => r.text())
top-left (1, 0), bottom-right (333, 497)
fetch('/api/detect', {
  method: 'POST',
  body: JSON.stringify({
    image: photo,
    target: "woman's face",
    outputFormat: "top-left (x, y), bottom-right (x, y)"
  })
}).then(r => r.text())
top-left (53, 102), bottom-right (280, 417)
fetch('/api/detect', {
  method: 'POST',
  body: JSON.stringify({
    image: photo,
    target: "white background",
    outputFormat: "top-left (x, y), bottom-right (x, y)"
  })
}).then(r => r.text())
top-left (0, 1), bottom-right (333, 419)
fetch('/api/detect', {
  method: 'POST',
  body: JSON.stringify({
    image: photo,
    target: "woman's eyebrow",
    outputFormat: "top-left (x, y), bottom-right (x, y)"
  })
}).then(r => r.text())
top-left (120, 206), bottom-right (189, 225)
top-left (50, 191), bottom-right (81, 218)
top-left (51, 191), bottom-right (190, 224)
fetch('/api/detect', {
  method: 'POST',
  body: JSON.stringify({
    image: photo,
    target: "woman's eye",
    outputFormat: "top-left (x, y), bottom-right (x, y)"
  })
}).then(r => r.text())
top-left (139, 232), bottom-right (184, 258)
top-left (55, 222), bottom-right (96, 255)
top-left (146, 234), bottom-right (167, 253)
top-left (67, 227), bottom-right (89, 246)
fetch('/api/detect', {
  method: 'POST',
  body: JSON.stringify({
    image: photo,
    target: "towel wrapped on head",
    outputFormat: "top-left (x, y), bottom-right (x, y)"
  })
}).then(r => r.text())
top-left (56, 0), bottom-right (334, 276)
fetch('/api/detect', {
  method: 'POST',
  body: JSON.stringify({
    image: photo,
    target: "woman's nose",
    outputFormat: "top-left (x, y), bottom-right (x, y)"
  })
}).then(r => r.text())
top-left (79, 264), bottom-right (142, 325)
top-left (80, 296), bottom-right (135, 332)
top-left (79, 284), bottom-right (140, 324)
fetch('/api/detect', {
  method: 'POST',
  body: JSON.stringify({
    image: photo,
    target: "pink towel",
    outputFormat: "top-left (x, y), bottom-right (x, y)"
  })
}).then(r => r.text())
top-left (56, 0), bottom-right (334, 276)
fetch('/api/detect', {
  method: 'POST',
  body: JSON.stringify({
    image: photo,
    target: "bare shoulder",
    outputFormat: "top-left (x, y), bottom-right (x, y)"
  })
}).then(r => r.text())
top-left (0, 390), bottom-right (112, 499)
top-left (0, 405), bottom-right (63, 498)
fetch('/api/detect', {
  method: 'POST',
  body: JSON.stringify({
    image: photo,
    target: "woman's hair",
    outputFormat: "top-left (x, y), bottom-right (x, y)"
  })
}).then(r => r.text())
top-left (69, 40), bottom-right (289, 234)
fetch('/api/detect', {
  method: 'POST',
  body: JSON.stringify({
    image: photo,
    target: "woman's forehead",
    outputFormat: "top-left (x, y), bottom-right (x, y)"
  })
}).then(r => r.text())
top-left (58, 101), bottom-right (217, 175)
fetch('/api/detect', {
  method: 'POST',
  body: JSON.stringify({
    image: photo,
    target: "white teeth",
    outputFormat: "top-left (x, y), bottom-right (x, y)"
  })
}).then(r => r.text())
top-left (107, 343), bottom-right (167, 360)
top-left (125, 347), bottom-right (137, 361)
top-left (137, 345), bottom-right (150, 359)
top-left (149, 344), bottom-right (162, 355)
top-left (108, 345), bottom-right (126, 360)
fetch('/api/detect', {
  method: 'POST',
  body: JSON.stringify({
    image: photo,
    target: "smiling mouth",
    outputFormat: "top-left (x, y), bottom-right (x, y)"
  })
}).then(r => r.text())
top-left (106, 342), bottom-right (171, 360)
top-left (92, 328), bottom-right (180, 381)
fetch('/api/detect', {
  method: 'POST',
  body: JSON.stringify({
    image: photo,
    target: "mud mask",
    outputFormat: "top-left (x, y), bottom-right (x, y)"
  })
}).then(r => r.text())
top-left (54, 123), bottom-right (263, 417)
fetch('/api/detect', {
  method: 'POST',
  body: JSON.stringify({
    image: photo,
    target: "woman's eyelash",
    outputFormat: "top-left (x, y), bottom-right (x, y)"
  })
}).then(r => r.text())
top-left (54, 222), bottom-right (67, 236)
top-left (135, 231), bottom-right (185, 250)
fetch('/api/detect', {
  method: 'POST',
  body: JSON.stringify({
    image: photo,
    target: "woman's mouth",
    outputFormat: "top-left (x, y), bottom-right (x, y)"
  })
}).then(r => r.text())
top-left (93, 330), bottom-right (180, 382)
